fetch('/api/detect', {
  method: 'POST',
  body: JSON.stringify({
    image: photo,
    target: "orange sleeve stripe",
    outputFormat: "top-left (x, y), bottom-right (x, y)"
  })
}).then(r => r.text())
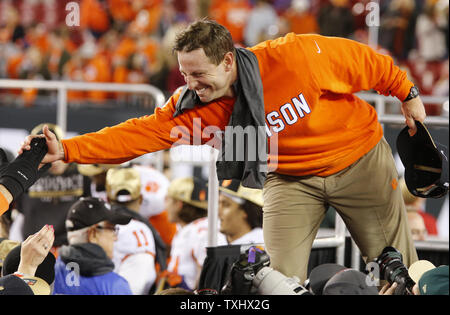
top-left (0, 192), bottom-right (9, 216)
top-left (60, 89), bottom-right (233, 165)
top-left (121, 251), bottom-right (155, 264)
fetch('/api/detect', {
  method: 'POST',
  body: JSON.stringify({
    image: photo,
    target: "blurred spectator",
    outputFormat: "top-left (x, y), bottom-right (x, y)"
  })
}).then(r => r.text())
top-left (0, 238), bottom-right (19, 276)
top-left (132, 164), bottom-right (177, 248)
top-left (218, 179), bottom-right (264, 245)
top-left (381, 260), bottom-right (449, 295)
top-left (209, 0), bottom-right (252, 45)
top-left (80, 0), bottom-right (111, 38)
top-left (106, 167), bottom-right (159, 295)
top-left (1, 224), bottom-right (55, 295)
top-left (78, 163), bottom-right (120, 201)
top-left (53, 197), bottom-right (133, 295)
top-left (82, 40), bottom-right (112, 101)
top-left (162, 177), bottom-right (225, 291)
top-left (317, 0), bottom-right (354, 38)
top-left (437, 196), bottom-right (448, 240)
top-left (432, 59), bottom-right (449, 97)
top-left (151, 20), bottom-right (187, 95)
top-left (379, 0), bottom-right (418, 61)
top-left (400, 177), bottom-right (438, 238)
top-left (0, 0), bottom-right (448, 106)
top-left (243, 0), bottom-right (280, 47)
top-left (47, 28), bottom-right (76, 80)
top-left (415, 0), bottom-right (448, 62)
top-left (108, 0), bottom-right (137, 26)
top-left (281, 0), bottom-right (319, 35)
top-left (407, 210), bottom-right (428, 241)
top-left (0, 148), bottom-right (15, 240)
top-left (405, 52), bottom-right (442, 97)
top-left (272, 0), bottom-right (294, 14)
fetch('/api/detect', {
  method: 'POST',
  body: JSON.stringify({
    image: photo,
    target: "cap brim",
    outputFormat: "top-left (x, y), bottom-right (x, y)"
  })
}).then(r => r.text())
top-left (408, 260), bottom-right (436, 283)
top-left (78, 164), bottom-right (120, 177)
top-left (78, 165), bottom-right (103, 176)
top-left (397, 121), bottom-right (446, 197)
top-left (219, 186), bottom-right (263, 207)
top-left (219, 186), bottom-right (243, 200)
top-left (105, 210), bottom-right (133, 226)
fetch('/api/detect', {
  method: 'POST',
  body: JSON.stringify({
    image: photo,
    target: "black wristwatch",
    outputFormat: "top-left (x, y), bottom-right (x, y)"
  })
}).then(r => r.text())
top-left (403, 86), bottom-right (419, 102)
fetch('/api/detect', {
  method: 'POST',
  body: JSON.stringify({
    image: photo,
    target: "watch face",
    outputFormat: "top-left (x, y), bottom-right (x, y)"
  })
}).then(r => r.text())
top-left (405, 86), bottom-right (419, 101)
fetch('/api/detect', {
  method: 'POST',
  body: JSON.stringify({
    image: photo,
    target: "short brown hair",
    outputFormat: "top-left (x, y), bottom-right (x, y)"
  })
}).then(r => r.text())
top-left (178, 203), bottom-right (206, 224)
top-left (173, 19), bottom-right (235, 65)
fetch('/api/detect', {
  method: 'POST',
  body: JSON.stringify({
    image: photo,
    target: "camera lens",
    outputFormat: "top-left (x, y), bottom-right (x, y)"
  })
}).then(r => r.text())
top-left (375, 246), bottom-right (416, 295)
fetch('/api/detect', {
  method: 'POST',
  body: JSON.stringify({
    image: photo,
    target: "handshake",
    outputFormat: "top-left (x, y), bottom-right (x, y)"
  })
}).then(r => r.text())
top-left (0, 138), bottom-right (50, 214)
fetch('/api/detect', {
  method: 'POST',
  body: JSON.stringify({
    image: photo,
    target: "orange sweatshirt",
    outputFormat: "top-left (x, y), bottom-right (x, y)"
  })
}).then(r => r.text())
top-left (62, 33), bottom-right (413, 177)
top-left (0, 191), bottom-right (9, 216)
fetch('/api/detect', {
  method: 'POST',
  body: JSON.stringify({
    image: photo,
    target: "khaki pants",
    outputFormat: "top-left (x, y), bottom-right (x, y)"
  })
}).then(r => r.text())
top-left (262, 137), bottom-right (418, 283)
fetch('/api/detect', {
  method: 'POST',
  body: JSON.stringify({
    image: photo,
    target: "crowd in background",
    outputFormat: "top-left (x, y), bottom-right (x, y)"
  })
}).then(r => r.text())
top-left (0, 0), bottom-right (448, 109)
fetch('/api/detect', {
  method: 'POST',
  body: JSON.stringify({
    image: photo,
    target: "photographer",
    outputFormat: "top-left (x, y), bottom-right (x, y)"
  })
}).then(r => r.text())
top-left (380, 263), bottom-right (449, 295)
top-left (377, 248), bottom-right (449, 295)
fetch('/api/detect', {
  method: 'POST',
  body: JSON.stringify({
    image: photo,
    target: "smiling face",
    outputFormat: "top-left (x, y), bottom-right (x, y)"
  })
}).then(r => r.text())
top-left (178, 48), bottom-right (236, 103)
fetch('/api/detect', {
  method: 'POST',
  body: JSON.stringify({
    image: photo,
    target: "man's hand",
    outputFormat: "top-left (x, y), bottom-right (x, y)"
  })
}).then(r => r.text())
top-left (18, 124), bottom-right (65, 165)
top-left (0, 137), bottom-right (51, 200)
top-left (379, 282), bottom-right (397, 295)
top-left (17, 224), bottom-right (55, 277)
top-left (401, 97), bottom-right (426, 136)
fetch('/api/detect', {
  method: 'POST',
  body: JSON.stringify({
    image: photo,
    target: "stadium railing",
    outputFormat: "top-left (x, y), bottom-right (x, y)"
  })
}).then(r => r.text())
top-left (0, 79), bottom-right (448, 268)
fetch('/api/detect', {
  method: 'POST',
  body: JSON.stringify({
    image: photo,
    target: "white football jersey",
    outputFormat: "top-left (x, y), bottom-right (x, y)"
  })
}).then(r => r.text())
top-left (133, 165), bottom-right (170, 219)
top-left (113, 219), bottom-right (157, 294)
top-left (168, 217), bottom-right (226, 290)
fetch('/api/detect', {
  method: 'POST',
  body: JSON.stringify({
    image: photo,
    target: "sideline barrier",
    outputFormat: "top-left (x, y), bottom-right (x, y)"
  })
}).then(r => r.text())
top-left (1, 80), bottom-right (448, 268)
top-left (0, 79), bottom-right (167, 171)
top-left (0, 79), bottom-right (166, 135)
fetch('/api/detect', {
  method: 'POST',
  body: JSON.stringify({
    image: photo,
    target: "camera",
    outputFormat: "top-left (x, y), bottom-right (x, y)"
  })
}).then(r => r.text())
top-left (221, 246), bottom-right (311, 295)
top-left (221, 246), bottom-right (270, 295)
top-left (253, 267), bottom-right (312, 295)
top-left (375, 246), bottom-right (416, 295)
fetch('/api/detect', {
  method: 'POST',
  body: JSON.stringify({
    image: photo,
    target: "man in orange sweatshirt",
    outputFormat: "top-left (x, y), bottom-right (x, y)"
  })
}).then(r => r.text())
top-left (19, 20), bottom-right (425, 284)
